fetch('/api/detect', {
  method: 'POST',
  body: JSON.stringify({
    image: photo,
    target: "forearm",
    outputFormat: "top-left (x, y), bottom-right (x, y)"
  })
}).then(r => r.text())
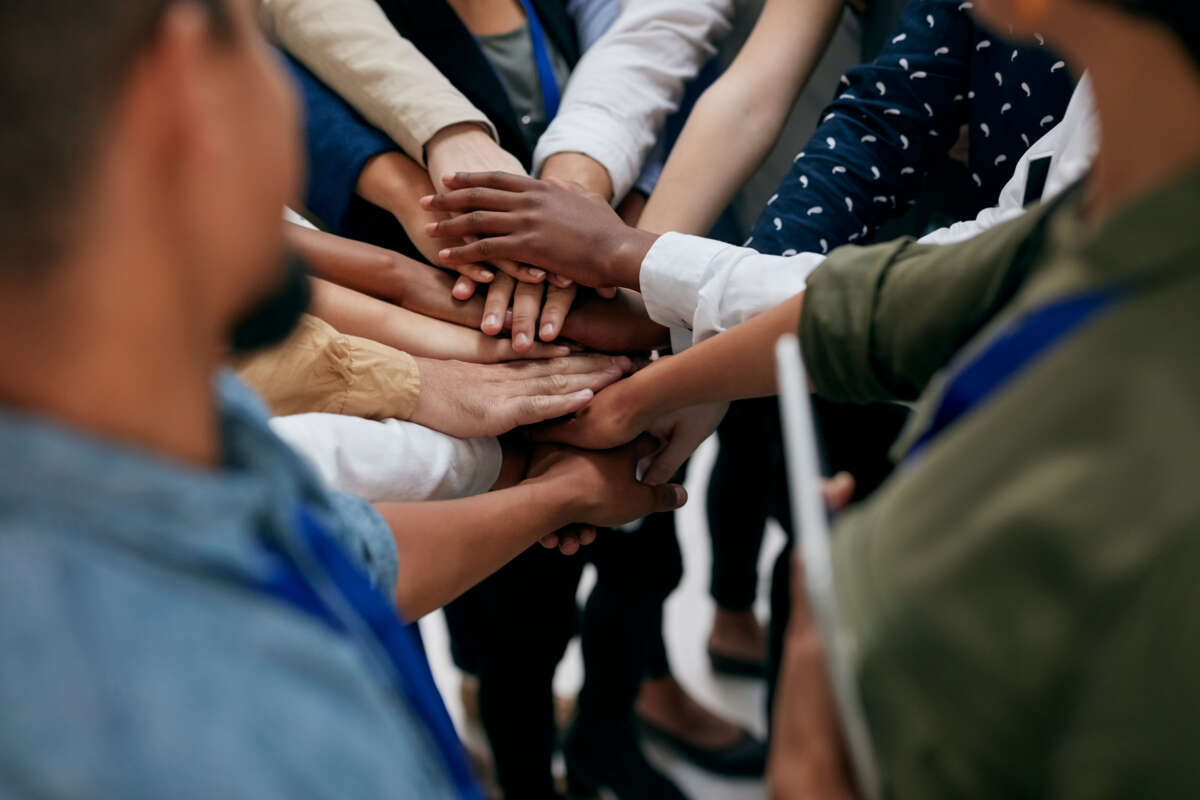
top-left (639, 0), bottom-right (844, 236)
top-left (534, 0), bottom-right (734, 202)
top-left (356, 151), bottom-right (437, 242)
top-left (629, 292), bottom-right (806, 416)
top-left (261, 0), bottom-right (495, 162)
top-left (376, 477), bottom-right (577, 618)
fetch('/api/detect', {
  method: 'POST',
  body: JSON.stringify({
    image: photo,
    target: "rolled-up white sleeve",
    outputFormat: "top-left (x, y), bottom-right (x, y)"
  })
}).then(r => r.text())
top-left (271, 414), bottom-right (502, 503)
top-left (640, 232), bottom-right (824, 346)
top-left (534, 0), bottom-right (734, 202)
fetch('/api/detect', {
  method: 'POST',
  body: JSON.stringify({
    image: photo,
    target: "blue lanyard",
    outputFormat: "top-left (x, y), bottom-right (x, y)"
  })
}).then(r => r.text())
top-left (256, 507), bottom-right (482, 800)
top-left (517, 0), bottom-right (561, 121)
top-left (905, 286), bottom-right (1125, 463)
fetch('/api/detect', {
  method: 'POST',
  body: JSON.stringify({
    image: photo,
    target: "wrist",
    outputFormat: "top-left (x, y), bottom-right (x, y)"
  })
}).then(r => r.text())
top-left (605, 228), bottom-right (659, 292)
top-left (521, 469), bottom-right (589, 527)
top-left (542, 152), bottom-right (614, 202)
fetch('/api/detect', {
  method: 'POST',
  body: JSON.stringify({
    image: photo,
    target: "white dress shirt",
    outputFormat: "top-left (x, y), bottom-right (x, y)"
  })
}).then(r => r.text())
top-left (640, 76), bottom-right (1098, 346)
top-left (534, 0), bottom-right (735, 202)
top-left (271, 414), bottom-right (502, 504)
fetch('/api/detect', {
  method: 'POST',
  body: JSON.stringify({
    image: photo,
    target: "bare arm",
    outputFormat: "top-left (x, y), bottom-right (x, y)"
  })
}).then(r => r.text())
top-left (308, 278), bottom-right (569, 362)
top-left (638, 0), bottom-right (845, 235)
top-left (286, 222), bottom-right (486, 328)
top-left (377, 439), bottom-right (688, 619)
top-left (536, 292), bottom-right (805, 450)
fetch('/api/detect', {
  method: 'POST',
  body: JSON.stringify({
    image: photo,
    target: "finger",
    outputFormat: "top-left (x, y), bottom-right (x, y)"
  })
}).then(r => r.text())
top-left (595, 287), bottom-right (618, 299)
top-left (443, 171), bottom-right (541, 193)
top-left (453, 275), bottom-right (477, 301)
top-left (539, 534), bottom-right (559, 550)
top-left (450, 262), bottom-right (494, 284)
top-left (558, 535), bottom-right (581, 557)
top-left (821, 472), bottom-right (857, 512)
top-left (539, 283), bottom-right (578, 341)
top-left (523, 364), bottom-right (624, 397)
top-left (578, 528), bottom-right (598, 547)
top-left (547, 274), bottom-right (574, 289)
top-left (505, 354), bottom-right (630, 377)
top-left (438, 237), bottom-right (525, 268)
top-left (421, 187), bottom-right (526, 215)
top-left (506, 389), bottom-right (595, 430)
top-left (511, 281), bottom-right (545, 353)
top-left (642, 437), bottom-right (696, 487)
top-left (481, 274), bottom-right (515, 335)
top-left (491, 258), bottom-right (547, 285)
top-left (646, 483), bottom-right (688, 515)
top-left (426, 210), bottom-right (521, 241)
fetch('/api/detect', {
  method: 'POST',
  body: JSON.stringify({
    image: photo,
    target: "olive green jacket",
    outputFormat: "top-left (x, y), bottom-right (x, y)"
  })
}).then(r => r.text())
top-left (801, 168), bottom-right (1200, 798)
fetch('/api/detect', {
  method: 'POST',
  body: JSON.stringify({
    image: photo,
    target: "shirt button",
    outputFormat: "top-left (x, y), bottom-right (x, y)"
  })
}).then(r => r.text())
top-left (521, 114), bottom-right (533, 126)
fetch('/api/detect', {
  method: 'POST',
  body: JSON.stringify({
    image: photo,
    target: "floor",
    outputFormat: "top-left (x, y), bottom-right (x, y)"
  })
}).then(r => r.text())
top-left (420, 437), bottom-right (790, 799)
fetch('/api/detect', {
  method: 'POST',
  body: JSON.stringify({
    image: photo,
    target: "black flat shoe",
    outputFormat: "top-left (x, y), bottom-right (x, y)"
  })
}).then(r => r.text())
top-left (636, 715), bottom-right (766, 778)
top-left (707, 646), bottom-right (766, 679)
top-left (564, 719), bottom-right (688, 800)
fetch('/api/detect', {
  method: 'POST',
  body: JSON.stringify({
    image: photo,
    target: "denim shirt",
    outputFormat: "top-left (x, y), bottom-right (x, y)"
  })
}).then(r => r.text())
top-left (0, 373), bottom-right (460, 798)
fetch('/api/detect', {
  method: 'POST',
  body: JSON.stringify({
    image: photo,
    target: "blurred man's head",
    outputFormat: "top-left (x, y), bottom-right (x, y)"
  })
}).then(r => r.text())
top-left (971, 0), bottom-right (1199, 72)
top-left (0, 0), bottom-right (302, 348)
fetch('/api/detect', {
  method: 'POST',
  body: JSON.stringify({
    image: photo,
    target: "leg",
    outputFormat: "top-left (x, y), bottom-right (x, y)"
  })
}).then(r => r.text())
top-left (706, 398), bottom-right (778, 676)
top-left (474, 546), bottom-right (585, 800)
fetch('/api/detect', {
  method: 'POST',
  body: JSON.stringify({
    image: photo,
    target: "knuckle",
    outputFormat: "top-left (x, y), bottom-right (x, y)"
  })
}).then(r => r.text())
top-left (468, 210), bottom-right (486, 227)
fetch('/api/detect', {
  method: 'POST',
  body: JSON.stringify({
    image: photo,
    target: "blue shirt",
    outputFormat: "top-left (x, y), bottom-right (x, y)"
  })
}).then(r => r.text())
top-left (0, 374), bottom-right (463, 798)
top-left (747, 0), bottom-right (1074, 257)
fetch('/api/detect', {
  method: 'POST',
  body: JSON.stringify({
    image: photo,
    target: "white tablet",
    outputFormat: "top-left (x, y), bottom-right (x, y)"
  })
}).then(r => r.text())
top-left (775, 334), bottom-right (882, 800)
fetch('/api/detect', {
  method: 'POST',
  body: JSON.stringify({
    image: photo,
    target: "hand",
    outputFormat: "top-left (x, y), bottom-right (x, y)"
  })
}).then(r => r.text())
top-left (559, 289), bottom-right (669, 353)
top-left (410, 355), bottom-right (632, 438)
top-left (768, 472), bottom-right (858, 800)
top-left (525, 437), bottom-right (688, 529)
top-left (421, 172), bottom-right (659, 292)
top-left (356, 152), bottom-right (495, 282)
top-left (616, 190), bottom-right (648, 226)
top-left (639, 402), bottom-right (730, 486)
top-left (530, 372), bottom-right (651, 452)
top-left (538, 525), bottom-right (598, 556)
top-left (424, 123), bottom-right (547, 289)
top-left (540, 151), bottom-right (614, 203)
top-left (383, 254), bottom-right (487, 329)
top-left (476, 274), bottom-right (579, 351)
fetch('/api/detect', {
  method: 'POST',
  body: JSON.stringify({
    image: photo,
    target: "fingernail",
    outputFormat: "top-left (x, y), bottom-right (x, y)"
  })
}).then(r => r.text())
top-left (504, 309), bottom-right (514, 326)
top-left (575, 389), bottom-right (594, 401)
top-left (439, 249), bottom-right (452, 261)
top-left (553, 345), bottom-right (571, 356)
top-left (527, 268), bottom-right (546, 279)
top-left (424, 222), bottom-right (437, 234)
top-left (673, 487), bottom-right (687, 506)
top-left (484, 314), bottom-right (499, 330)
top-left (514, 332), bottom-right (530, 349)
top-left (480, 270), bottom-right (494, 282)
top-left (419, 195), bottom-right (434, 207)
top-left (541, 324), bottom-right (556, 340)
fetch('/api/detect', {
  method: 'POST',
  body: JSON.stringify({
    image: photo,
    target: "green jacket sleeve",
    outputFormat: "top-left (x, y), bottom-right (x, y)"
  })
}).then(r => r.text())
top-left (800, 203), bottom-right (1052, 405)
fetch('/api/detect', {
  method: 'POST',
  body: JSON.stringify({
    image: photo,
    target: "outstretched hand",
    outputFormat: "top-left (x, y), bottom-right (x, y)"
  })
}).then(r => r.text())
top-left (421, 172), bottom-right (658, 293)
top-left (410, 354), bottom-right (633, 439)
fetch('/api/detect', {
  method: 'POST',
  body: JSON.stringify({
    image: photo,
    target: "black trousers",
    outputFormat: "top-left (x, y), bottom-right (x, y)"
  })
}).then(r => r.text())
top-left (444, 510), bottom-right (684, 799)
top-left (706, 397), bottom-right (787, 613)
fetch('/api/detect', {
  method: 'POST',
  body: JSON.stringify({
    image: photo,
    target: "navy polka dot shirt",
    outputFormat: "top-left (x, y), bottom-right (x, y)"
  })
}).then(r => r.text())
top-left (747, 0), bottom-right (1075, 258)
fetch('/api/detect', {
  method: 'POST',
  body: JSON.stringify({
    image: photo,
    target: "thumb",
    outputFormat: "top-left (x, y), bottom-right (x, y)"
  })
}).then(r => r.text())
top-left (642, 435), bottom-right (692, 487)
top-left (510, 390), bottom-right (594, 430)
top-left (647, 483), bottom-right (688, 515)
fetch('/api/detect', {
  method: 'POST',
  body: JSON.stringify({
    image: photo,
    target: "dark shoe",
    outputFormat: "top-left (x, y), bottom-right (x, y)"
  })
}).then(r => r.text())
top-left (564, 719), bottom-right (687, 800)
top-left (707, 647), bottom-right (766, 679)
top-left (636, 715), bottom-right (766, 778)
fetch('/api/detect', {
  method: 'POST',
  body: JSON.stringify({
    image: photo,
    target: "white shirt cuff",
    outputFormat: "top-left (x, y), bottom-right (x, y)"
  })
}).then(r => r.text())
top-left (639, 232), bottom-right (733, 330)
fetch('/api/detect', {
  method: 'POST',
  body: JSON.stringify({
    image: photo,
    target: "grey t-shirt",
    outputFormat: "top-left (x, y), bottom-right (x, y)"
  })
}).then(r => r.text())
top-left (476, 23), bottom-right (572, 152)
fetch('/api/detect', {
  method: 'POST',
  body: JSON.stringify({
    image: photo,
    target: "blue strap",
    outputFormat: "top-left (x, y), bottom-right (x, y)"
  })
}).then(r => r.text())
top-left (257, 509), bottom-right (482, 800)
top-left (906, 287), bottom-right (1124, 463)
top-left (518, 0), bottom-right (561, 121)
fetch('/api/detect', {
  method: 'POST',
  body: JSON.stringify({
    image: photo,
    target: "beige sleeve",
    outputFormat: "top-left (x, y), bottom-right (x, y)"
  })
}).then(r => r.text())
top-left (258, 0), bottom-right (498, 164)
top-left (237, 315), bottom-right (421, 421)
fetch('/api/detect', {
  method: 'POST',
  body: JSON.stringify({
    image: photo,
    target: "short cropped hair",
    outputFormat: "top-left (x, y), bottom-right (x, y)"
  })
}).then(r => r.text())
top-left (0, 0), bottom-right (232, 272)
